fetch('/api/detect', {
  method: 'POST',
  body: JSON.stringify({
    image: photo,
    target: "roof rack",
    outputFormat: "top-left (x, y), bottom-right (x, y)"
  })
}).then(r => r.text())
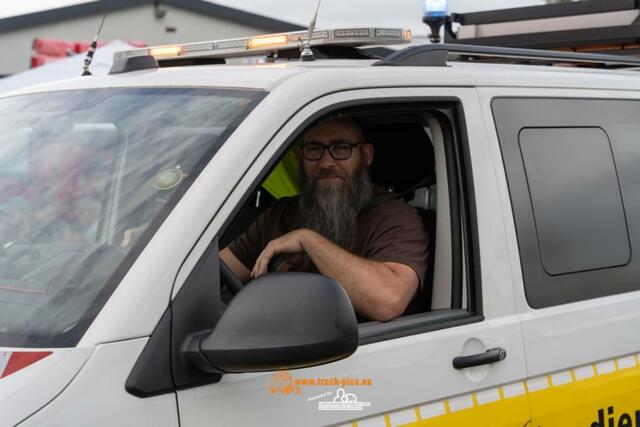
top-left (374, 43), bottom-right (640, 68)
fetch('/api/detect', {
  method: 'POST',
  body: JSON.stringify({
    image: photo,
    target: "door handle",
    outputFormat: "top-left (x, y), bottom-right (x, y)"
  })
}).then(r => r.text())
top-left (452, 347), bottom-right (507, 370)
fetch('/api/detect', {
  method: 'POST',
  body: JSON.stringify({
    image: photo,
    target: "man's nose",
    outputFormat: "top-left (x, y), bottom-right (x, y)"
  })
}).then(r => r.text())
top-left (317, 147), bottom-right (338, 166)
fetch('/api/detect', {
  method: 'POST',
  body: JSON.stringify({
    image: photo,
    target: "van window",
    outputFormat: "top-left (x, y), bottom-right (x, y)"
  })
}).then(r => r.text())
top-left (0, 88), bottom-right (264, 348)
top-left (493, 98), bottom-right (640, 308)
top-left (519, 127), bottom-right (630, 276)
top-left (217, 102), bottom-right (479, 343)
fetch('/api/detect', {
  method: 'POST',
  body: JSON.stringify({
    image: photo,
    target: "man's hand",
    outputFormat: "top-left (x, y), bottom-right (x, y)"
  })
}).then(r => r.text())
top-left (120, 228), bottom-right (136, 248)
top-left (120, 224), bottom-right (147, 248)
top-left (252, 229), bottom-right (309, 278)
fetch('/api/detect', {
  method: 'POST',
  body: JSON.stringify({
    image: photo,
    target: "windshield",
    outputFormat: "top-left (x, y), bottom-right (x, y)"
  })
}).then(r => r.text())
top-left (0, 88), bottom-right (264, 347)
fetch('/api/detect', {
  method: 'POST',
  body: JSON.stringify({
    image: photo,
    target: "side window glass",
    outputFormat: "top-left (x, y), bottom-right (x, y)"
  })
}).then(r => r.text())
top-left (519, 127), bottom-right (630, 275)
top-left (493, 98), bottom-right (640, 307)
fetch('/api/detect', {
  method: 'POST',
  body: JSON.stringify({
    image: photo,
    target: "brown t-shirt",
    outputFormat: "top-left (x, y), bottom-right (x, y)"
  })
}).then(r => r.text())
top-left (228, 189), bottom-right (430, 316)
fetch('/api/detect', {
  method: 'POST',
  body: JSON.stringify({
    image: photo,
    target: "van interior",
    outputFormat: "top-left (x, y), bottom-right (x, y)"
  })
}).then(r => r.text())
top-left (219, 105), bottom-right (467, 326)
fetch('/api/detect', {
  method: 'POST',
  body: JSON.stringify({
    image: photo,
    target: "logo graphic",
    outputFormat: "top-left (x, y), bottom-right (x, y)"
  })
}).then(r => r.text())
top-left (318, 388), bottom-right (371, 411)
top-left (269, 371), bottom-right (301, 395)
top-left (267, 370), bottom-right (373, 399)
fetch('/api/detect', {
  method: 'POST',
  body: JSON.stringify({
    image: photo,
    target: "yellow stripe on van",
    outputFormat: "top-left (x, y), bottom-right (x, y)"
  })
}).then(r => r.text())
top-left (352, 353), bottom-right (640, 427)
top-left (528, 356), bottom-right (640, 426)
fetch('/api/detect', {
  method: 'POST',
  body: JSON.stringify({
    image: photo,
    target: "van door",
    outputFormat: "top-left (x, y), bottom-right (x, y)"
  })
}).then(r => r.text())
top-left (171, 87), bottom-right (530, 427)
top-left (487, 89), bottom-right (640, 426)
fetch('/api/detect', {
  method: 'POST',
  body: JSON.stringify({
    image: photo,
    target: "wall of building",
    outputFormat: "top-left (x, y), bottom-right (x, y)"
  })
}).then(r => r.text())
top-left (0, 4), bottom-right (273, 75)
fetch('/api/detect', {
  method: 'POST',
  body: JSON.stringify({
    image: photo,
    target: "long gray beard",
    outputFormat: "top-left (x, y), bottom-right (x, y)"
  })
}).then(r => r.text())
top-left (299, 166), bottom-right (373, 250)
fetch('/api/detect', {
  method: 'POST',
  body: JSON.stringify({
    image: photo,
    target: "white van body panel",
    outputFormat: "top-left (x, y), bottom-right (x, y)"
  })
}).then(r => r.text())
top-left (20, 339), bottom-right (177, 427)
top-left (178, 319), bottom-right (526, 427)
top-left (519, 291), bottom-right (640, 375)
top-left (0, 347), bottom-right (92, 425)
top-left (477, 86), bottom-right (640, 375)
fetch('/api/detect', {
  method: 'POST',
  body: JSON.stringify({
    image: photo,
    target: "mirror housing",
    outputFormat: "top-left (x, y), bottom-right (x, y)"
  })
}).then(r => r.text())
top-left (188, 273), bottom-right (358, 373)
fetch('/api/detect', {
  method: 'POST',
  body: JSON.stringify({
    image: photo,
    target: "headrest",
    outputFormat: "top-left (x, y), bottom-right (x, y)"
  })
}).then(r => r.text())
top-left (365, 122), bottom-right (434, 193)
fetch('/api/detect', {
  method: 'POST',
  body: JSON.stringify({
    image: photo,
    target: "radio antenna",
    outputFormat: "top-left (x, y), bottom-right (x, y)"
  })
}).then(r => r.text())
top-left (82, 0), bottom-right (112, 76)
top-left (300, 0), bottom-right (323, 62)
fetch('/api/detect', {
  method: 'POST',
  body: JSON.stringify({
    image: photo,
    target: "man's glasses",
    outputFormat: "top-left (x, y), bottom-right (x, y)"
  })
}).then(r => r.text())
top-left (300, 142), bottom-right (365, 161)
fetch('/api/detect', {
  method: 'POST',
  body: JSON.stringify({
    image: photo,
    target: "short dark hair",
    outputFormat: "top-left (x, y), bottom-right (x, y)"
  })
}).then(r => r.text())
top-left (303, 115), bottom-right (366, 144)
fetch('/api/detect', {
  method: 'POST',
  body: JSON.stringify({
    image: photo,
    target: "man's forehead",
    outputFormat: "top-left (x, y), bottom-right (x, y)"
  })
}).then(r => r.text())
top-left (303, 119), bottom-right (363, 142)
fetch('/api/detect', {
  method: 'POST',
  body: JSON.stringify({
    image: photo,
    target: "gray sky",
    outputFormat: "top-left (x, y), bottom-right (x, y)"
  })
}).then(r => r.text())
top-left (0, 0), bottom-right (548, 35)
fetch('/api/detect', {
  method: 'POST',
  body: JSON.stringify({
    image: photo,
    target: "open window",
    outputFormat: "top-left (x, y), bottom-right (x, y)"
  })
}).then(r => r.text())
top-left (127, 99), bottom-right (481, 395)
top-left (218, 101), bottom-right (479, 342)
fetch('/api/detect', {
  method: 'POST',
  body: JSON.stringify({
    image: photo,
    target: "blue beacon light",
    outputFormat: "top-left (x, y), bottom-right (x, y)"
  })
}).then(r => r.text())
top-left (423, 0), bottom-right (448, 43)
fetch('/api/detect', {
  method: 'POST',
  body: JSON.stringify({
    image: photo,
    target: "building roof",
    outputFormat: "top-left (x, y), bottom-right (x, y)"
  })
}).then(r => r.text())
top-left (453, 0), bottom-right (638, 26)
top-left (446, 0), bottom-right (640, 54)
top-left (0, 0), bottom-right (304, 34)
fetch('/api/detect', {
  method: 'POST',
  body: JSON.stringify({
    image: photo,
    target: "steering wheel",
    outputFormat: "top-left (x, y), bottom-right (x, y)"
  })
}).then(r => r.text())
top-left (219, 257), bottom-right (243, 295)
top-left (268, 254), bottom-right (290, 274)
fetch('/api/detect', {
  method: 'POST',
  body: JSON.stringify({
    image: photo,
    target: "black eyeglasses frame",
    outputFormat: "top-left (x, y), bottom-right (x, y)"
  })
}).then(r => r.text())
top-left (299, 142), bottom-right (366, 161)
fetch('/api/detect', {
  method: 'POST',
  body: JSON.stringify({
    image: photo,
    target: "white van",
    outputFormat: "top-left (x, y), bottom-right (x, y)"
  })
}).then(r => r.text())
top-left (0, 29), bottom-right (639, 427)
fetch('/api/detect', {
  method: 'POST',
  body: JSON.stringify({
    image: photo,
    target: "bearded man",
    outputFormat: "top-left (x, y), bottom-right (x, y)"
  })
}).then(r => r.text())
top-left (220, 117), bottom-right (429, 321)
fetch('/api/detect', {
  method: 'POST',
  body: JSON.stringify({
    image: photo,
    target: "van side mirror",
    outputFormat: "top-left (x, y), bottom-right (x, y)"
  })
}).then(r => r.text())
top-left (184, 273), bottom-right (358, 373)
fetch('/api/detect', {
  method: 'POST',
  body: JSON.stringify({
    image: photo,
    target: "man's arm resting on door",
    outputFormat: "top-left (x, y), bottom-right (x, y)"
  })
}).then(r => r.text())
top-left (251, 229), bottom-right (419, 322)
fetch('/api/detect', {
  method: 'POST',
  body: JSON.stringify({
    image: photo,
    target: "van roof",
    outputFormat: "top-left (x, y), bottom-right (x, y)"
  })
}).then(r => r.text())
top-left (5, 55), bottom-right (640, 98)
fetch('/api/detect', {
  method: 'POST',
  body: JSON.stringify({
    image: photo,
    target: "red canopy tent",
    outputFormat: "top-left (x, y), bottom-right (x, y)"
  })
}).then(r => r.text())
top-left (30, 38), bottom-right (146, 68)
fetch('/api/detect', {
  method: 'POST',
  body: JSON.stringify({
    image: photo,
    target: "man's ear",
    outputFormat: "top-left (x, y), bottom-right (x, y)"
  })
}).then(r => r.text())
top-left (362, 143), bottom-right (374, 166)
top-left (295, 139), bottom-right (305, 160)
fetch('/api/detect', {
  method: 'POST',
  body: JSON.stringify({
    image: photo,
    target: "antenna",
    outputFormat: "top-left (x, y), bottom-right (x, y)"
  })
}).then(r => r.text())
top-left (82, 0), bottom-right (113, 76)
top-left (300, 0), bottom-right (323, 62)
